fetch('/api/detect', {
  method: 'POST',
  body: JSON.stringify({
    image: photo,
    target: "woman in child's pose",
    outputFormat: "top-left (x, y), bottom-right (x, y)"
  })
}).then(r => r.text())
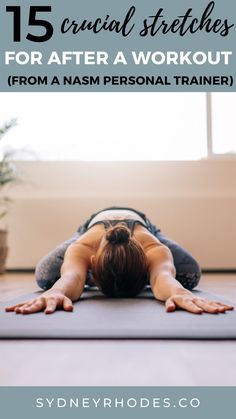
top-left (6, 207), bottom-right (233, 315)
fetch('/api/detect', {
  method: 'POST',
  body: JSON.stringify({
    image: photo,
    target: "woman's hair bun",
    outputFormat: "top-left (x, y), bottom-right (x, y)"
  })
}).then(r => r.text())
top-left (106, 223), bottom-right (131, 245)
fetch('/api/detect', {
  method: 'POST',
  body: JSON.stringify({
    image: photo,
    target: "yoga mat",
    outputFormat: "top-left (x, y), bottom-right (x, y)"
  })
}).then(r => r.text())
top-left (0, 289), bottom-right (235, 339)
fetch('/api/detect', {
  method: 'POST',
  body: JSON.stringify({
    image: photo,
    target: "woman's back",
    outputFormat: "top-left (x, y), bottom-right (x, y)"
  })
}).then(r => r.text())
top-left (87, 208), bottom-right (147, 228)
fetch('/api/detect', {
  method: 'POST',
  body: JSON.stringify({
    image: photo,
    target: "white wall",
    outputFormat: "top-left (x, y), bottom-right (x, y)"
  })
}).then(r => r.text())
top-left (5, 160), bottom-right (236, 269)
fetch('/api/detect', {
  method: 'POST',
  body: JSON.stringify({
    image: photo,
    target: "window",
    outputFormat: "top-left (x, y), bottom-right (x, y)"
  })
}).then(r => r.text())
top-left (1, 92), bottom-right (235, 161)
top-left (0, 92), bottom-right (207, 161)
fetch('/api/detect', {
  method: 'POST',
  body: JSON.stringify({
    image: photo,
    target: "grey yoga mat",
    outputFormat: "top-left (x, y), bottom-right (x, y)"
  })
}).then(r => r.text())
top-left (0, 288), bottom-right (235, 339)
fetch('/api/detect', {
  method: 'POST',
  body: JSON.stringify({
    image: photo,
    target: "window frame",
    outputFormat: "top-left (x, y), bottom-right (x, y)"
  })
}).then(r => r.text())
top-left (206, 93), bottom-right (236, 160)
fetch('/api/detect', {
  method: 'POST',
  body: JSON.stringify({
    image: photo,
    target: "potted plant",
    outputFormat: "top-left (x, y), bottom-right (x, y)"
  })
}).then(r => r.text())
top-left (0, 119), bottom-right (18, 274)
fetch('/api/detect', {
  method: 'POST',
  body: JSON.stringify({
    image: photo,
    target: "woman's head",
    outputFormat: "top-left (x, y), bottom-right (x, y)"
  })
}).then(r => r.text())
top-left (91, 223), bottom-right (148, 297)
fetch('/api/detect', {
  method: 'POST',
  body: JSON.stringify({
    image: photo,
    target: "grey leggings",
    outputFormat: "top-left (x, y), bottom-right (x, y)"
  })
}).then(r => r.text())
top-left (35, 208), bottom-right (201, 292)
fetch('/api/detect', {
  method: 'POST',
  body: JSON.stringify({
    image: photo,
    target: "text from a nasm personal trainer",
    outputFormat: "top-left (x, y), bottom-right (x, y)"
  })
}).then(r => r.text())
top-left (7, 75), bottom-right (233, 88)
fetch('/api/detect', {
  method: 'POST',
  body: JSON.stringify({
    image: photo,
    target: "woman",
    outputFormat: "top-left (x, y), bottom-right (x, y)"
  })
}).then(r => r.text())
top-left (6, 206), bottom-right (233, 315)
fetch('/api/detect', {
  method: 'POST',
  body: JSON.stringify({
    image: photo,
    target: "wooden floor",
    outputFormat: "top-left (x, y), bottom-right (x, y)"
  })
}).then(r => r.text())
top-left (0, 273), bottom-right (236, 386)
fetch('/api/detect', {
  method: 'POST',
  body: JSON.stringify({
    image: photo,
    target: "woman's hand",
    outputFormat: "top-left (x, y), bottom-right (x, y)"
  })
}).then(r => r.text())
top-left (5, 289), bottom-right (74, 315)
top-left (165, 293), bottom-right (234, 314)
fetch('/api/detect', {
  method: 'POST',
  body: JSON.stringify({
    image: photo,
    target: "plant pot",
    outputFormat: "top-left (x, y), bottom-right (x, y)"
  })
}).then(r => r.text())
top-left (0, 229), bottom-right (8, 274)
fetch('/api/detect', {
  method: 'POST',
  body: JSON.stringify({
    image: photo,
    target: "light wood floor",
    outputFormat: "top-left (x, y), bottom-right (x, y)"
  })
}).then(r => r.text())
top-left (0, 273), bottom-right (236, 386)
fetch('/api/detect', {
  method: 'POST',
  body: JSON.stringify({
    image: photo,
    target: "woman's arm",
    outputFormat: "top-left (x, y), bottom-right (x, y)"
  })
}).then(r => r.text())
top-left (147, 244), bottom-right (234, 314)
top-left (147, 244), bottom-right (186, 299)
top-left (5, 242), bottom-right (93, 315)
top-left (55, 242), bottom-right (91, 300)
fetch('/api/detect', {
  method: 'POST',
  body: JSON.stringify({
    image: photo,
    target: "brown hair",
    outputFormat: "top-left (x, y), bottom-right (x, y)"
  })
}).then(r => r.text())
top-left (92, 222), bottom-right (148, 297)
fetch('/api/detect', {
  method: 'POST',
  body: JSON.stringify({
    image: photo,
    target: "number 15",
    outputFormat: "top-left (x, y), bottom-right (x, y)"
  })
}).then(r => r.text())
top-left (6, 6), bottom-right (54, 42)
